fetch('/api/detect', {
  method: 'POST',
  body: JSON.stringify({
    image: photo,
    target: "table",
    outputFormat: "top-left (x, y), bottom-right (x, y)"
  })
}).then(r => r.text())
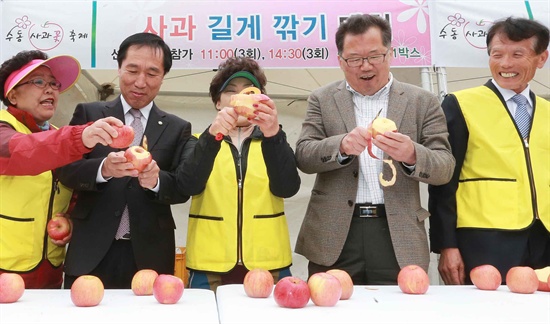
top-left (0, 288), bottom-right (218, 324)
top-left (216, 284), bottom-right (550, 324)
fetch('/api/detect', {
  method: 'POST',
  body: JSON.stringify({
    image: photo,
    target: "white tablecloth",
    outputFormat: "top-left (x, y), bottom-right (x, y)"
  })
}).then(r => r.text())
top-left (216, 284), bottom-right (550, 324)
top-left (0, 288), bottom-right (218, 324)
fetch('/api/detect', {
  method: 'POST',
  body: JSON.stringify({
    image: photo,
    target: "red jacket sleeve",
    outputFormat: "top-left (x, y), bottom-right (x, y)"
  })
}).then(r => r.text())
top-left (0, 123), bottom-right (92, 176)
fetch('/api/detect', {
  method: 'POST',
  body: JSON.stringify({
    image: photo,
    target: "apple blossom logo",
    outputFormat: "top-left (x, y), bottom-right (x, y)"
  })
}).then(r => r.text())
top-left (28, 21), bottom-right (64, 51)
top-left (463, 18), bottom-right (494, 49)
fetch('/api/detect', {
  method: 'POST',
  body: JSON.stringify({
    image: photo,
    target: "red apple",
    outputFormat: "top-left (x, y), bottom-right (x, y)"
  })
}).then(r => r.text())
top-left (506, 266), bottom-right (538, 294)
top-left (153, 274), bottom-right (184, 304)
top-left (0, 273), bottom-right (25, 303)
top-left (46, 214), bottom-right (71, 241)
top-left (470, 264), bottom-right (501, 290)
top-left (243, 268), bottom-right (274, 298)
top-left (308, 272), bottom-right (342, 306)
top-left (397, 265), bottom-right (430, 294)
top-left (71, 275), bottom-right (104, 307)
top-left (124, 146), bottom-right (152, 172)
top-left (534, 267), bottom-right (550, 292)
top-left (326, 269), bottom-right (354, 300)
top-left (131, 269), bottom-right (159, 296)
top-left (110, 125), bottom-right (135, 148)
top-left (273, 276), bottom-right (310, 308)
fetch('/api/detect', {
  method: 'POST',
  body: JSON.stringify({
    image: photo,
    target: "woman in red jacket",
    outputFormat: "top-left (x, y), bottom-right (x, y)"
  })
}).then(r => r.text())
top-left (0, 50), bottom-right (122, 288)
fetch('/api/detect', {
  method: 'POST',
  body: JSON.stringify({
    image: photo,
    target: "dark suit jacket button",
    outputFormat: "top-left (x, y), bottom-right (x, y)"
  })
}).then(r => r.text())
top-left (353, 171), bottom-right (358, 178)
top-left (347, 200), bottom-right (353, 207)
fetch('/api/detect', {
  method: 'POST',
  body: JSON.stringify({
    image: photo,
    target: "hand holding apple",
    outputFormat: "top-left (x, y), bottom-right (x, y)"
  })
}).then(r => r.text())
top-left (47, 213), bottom-right (71, 241)
top-left (81, 116), bottom-right (125, 148)
top-left (397, 265), bottom-right (430, 294)
top-left (308, 272), bottom-right (342, 306)
top-left (124, 145), bottom-right (152, 173)
top-left (71, 275), bottom-right (104, 307)
top-left (153, 274), bottom-right (184, 304)
top-left (100, 151), bottom-right (139, 179)
top-left (230, 86), bottom-right (270, 118)
top-left (506, 266), bottom-right (538, 294)
top-left (273, 276), bottom-right (310, 308)
top-left (243, 268), bottom-right (274, 298)
top-left (132, 269), bottom-right (159, 296)
top-left (0, 273), bottom-right (25, 303)
top-left (136, 159), bottom-right (160, 190)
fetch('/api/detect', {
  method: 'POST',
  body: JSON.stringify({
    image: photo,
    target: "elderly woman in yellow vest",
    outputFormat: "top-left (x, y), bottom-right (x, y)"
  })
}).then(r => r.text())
top-left (177, 57), bottom-right (301, 291)
top-left (0, 50), bottom-right (123, 288)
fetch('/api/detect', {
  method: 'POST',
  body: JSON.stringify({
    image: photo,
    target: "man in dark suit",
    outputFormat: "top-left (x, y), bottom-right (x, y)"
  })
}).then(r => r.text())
top-left (58, 33), bottom-right (194, 289)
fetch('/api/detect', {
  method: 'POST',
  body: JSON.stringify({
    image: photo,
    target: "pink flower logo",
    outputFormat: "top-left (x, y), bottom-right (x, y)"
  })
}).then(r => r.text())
top-left (15, 16), bottom-right (32, 29)
top-left (447, 13), bottom-right (466, 27)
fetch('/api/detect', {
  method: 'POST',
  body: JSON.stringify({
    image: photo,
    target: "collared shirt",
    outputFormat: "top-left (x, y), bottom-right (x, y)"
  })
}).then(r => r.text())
top-left (120, 95), bottom-right (152, 130)
top-left (347, 73), bottom-right (394, 204)
top-left (491, 79), bottom-right (533, 116)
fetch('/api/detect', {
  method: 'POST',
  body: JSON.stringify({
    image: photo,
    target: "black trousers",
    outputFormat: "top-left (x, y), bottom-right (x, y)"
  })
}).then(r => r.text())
top-left (64, 239), bottom-right (138, 289)
top-left (308, 216), bottom-right (401, 285)
top-left (458, 219), bottom-right (550, 284)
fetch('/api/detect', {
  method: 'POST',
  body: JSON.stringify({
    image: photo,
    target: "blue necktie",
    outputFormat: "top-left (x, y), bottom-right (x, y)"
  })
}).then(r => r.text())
top-left (511, 94), bottom-right (531, 139)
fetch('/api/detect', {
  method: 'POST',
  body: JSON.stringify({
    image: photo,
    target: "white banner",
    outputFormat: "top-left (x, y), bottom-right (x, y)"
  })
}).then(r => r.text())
top-left (429, 0), bottom-right (550, 67)
top-left (2, 0), bottom-right (549, 69)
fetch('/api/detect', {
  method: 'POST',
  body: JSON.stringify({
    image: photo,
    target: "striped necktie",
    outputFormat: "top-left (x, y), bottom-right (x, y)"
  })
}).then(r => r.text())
top-left (511, 94), bottom-right (531, 139)
top-left (115, 109), bottom-right (143, 240)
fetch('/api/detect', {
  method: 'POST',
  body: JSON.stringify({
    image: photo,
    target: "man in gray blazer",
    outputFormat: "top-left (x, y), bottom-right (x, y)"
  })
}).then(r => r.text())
top-left (295, 14), bottom-right (455, 285)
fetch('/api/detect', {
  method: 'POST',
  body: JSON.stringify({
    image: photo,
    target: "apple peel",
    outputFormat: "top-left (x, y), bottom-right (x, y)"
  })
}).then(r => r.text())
top-left (230, 86), bottom-right (270, 118)
top-left (366, 117), bottom-right (398, 187)
top-left (379, 159), bottom-right (397, 187)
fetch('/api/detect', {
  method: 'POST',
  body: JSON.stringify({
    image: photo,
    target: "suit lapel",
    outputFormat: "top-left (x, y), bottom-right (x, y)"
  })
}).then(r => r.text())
top-left (387, 80), bottom-right (408, 130)
top-left (103, 97), bottom-right (126, 121)
top-left (144, 104), bottom-right (168, 150)
top-left (334, 81), bottom-right (356, 132)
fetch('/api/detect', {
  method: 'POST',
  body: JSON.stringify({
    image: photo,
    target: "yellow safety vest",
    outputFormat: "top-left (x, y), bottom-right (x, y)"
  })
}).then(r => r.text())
top-left (453, 86), bottom-right (549, 230)
top-left (186, 136), bottom-right (292, 272)
top-left (0, 110), bottom-right (72, 272)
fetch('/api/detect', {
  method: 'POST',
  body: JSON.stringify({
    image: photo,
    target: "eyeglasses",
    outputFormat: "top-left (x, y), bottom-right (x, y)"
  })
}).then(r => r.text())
top-left (14, 78), bottom-right (62, 90)
top-left (340, 50), bottom-right (390, 67)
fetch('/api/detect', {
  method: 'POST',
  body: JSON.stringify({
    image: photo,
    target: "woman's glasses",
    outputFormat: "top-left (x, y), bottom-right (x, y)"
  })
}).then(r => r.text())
top-left (14, 78), bottom-right (62, 90)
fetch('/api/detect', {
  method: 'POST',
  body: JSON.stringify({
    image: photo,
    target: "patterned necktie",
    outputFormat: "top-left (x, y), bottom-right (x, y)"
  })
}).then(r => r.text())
top-left (115, 109), bottom-right (143, 240)
top-left (511, 94), bottom-right (531, 139)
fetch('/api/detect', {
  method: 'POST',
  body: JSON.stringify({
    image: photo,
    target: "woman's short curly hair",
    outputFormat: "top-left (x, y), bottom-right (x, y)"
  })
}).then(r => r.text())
top-left (0, 50), bottom-right (48, 106)
top-left (209, 57), bottom-right (267, 105)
